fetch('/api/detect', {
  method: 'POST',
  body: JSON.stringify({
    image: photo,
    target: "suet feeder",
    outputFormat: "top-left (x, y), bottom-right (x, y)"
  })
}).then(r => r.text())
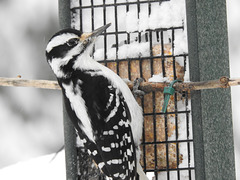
top-left (58, 0), bottom-right (235, 179)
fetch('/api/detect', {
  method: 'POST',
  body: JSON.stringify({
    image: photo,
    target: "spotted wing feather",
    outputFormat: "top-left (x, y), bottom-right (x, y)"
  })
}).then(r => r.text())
top-left (59, 72), bottom-right (137, 180)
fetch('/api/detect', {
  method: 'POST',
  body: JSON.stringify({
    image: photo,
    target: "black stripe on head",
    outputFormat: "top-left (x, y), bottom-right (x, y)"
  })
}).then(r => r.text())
top-left (46, 29), bottom-right (83, 61)
top-left (46, 43), bottom-right (74, 60)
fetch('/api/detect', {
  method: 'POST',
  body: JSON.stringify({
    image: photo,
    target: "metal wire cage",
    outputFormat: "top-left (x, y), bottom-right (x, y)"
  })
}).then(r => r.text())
top-left (68, 0), bottom-right (194, 179)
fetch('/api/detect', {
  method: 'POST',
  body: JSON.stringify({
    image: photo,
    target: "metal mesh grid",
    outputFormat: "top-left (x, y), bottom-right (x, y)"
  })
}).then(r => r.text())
top-left (70, 0), bottom-right (194, 179)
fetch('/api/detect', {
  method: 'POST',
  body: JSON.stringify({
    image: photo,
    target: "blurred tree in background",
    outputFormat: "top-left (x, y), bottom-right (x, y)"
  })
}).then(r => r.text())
top-left (0, 0), bottom-right (64, 168)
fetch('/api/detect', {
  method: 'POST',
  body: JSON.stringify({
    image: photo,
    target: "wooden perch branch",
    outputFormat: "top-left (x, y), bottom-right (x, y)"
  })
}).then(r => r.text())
top-left (129, 77), bottom-right (237, 93)
top-left (0, 76), bottom-right (239, 93)
top-left (0, 77), bottom-right (60, 90)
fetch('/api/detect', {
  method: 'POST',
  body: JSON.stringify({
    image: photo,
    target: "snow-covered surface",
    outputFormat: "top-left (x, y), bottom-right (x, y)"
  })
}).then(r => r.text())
top-left (0, 0), bottom-right (63, 170)
top-left (0, 151), bottom-right (65, 180)
top-left (71, 0), bottom-right (186, 32)
top-left (148, 73), bottom-right (169, 82)
top-left (71, 0), bottom-right (188, 62)
top-left (94, 41), bottom-right (151, 60)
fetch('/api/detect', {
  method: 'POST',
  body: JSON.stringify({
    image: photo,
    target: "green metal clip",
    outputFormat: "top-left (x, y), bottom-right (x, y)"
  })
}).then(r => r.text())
top-left (162, 79), bottom-right (182, 113)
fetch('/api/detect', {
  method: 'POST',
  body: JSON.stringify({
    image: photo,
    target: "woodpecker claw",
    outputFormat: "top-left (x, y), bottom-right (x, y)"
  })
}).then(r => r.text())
top-left (132, 78), bottom-right (145, 98)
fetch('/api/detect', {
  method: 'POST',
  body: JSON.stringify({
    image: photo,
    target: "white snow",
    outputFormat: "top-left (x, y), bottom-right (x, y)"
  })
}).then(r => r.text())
top-left (174, 29), bottom-right (188, 55)
top-left (0, 151), bottom-right (66, 180)
top-left (70, 0), bottom-right (79, 8)
top-left (94, 41), bottom-right (150, 60)
top-left (126, 7), bottom-right (139, 32)
top-left (0, 0), bottom-right (64, 171)
top-left (71, 0), bottom-right (186, 32)
top-left (148, 0), bottom-right (185, 30)
top-left (138, 5), bottom-right (149, 32)
top-left (157, 170), bottom-right (195, 180)
top-left (71, 0), bottom-right (188, 66)
top-left (118, 42), bottom-right (150, 59)
top-left (148, 73), bottom-right (169, 82)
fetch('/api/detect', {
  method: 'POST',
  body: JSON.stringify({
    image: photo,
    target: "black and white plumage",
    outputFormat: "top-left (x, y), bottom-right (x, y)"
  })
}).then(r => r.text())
top-left (46, 23), bottom-right (148, 180)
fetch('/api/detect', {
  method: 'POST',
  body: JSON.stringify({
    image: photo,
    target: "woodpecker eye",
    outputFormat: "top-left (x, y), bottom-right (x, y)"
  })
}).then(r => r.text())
top-left (66, 38), bottom-right (79, 47)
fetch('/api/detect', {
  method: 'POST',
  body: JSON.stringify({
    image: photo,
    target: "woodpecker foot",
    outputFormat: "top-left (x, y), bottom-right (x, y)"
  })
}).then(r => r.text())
top-left (132, 78), bottom-right (145, 98)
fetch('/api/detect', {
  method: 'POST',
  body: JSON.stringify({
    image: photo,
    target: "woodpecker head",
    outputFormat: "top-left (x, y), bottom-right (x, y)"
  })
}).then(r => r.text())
top-left (45, 23), bottom-right (111, 78)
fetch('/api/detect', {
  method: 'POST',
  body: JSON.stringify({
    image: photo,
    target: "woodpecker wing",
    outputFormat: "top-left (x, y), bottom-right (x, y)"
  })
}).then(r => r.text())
top-left (59, 71), bottom-right (137, 179)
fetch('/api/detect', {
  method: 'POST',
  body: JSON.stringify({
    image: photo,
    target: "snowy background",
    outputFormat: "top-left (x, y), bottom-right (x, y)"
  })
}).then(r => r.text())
top-left (0, 0), bottom-right (62, 169)
top-left (0, 0), bottom-right (239, 179)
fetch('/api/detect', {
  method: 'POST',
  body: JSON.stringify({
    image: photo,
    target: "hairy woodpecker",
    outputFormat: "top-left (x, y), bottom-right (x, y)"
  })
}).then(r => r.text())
top-left (46, 23), bottom-right (148, 180)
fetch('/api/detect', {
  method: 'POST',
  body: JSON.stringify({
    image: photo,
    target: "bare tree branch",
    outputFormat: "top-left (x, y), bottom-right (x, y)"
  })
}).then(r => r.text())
top-left (0, 77), bottom-right (60, 90)
top-left (0, 76), bottom-right (238, 93)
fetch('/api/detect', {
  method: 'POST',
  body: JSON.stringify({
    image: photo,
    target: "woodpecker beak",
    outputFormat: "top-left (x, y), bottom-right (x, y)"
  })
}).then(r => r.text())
top-left (80, 23), bottom-right (111, 42)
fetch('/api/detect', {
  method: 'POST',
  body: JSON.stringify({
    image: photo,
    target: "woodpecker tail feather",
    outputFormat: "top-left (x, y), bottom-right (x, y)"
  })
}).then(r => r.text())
top-left (137, 162), bottom-right (149, 180)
